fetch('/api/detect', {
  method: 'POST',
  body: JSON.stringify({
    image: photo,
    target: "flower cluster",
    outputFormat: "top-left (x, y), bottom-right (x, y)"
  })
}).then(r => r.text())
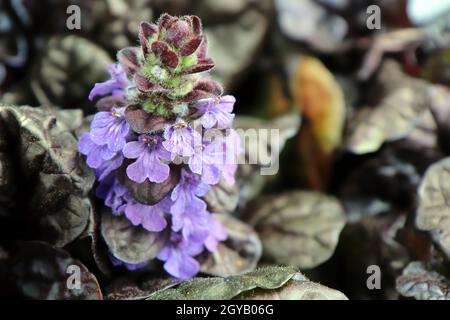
top-left (79, 14), bottom-right (239, 279)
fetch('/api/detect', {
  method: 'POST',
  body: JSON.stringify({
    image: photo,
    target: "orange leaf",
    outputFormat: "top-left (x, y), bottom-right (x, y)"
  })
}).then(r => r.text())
top-left (291, 55), bottom-right (345, 154)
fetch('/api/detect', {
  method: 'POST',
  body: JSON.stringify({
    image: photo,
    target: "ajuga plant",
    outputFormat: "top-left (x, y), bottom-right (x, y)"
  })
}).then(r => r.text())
top-left (78, 14), bottom-right (240, 279)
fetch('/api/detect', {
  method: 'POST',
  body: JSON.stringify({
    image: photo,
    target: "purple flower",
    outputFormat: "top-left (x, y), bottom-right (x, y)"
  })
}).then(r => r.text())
top-left (89, 64), bottom-right (129, 101)
top-left (123, 135), bottom-right (171, 183)
top-left (162, 119), bottom-right (200, 158)
top-left (172, 202), bottom-right (210, 242)
top-left (170, 169), bottom-right (210, 241)
top-left (90, 107), bottom-right (129, 152)
top-left (170, 169), bottom-right (209, 217)
top-left (110, 254), bottom-right (150, 271)
top-left (221, 128), bottom-right (241, 185)
top-left (95, 152), bottom-right (124, 181)
top-left (222, 163), bottom-right (238, 185)
top-left (195, 95), bottom-right (236, 129)
top-left (204, 216), bottom-right (227, 252)
top-left (96, 176), bottom-right (131, 215)
top-left (78, 14), bottom-right (240, 280)
top-left (78, 133), bottom-right (116, 169)
top-left (124, 197), bottom-right (171, 232)
top-left (188, 138), bottom-right (225, 185)
top-left (157, 233), bottom-right (203, 279)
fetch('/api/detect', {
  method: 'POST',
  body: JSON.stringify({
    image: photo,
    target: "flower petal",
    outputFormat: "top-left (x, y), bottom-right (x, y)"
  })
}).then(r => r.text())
top-left (123, 141), bottom-right (146, 159)
top-left (164, 251), bottom-right (200, 279)
top-left (78, 133), bottom-right (95, 155)
top-left (144, 152), bottom-right (170, 183)
top-left (201, 111), bottom-right (216, 129)
top-left (126, 158), bottom-right (147, 183)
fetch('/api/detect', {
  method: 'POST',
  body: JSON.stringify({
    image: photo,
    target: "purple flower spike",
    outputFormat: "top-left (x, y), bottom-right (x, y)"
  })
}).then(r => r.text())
top-left (124, 197), bottom-right (171, 232)
top-left (90, 107), bottom-right (129, 152)
top-left (78, 133), bottom-right (116, 169)
top-left (123, 134), bottom-right (171, 183)
top-left (188, 139), bottom-right (225, 185)
top-left (79, 14), bottom-right (237, 280)
top-left (89, 64), bottom-right (129, 101)
top-left (204, 216), bottom-right (227, 252)
top-left (162, 119), bottom-right (200, 158)
top-left (157, 233), bottom-right (203, 279)
top-left (195, 95), bottom-right (236, 129)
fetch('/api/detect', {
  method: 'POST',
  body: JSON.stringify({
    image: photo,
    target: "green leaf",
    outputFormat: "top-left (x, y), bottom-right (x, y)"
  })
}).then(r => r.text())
top-left (106, 276), bottom-right (182, 300)
top-left (149, 266), bottom-right (299, 300)
top-left (148, 265), bottom-right (347, 300)
top-left (237, 278), bottom-right (348, 300)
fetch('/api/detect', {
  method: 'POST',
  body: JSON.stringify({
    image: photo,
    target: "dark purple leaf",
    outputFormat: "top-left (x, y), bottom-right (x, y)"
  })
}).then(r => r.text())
top-left (134, 74), bottom-right (167, 93)
top-left (196, 36), bottom-right (208, 60)
top-left (125, 105), bottom-right (171, 134)
top-left (31, 35), bottom-right (112, 114)
top-left (96, 96), bottom-right (125, 112)
top-left (101, 212), bottom-right (169, 264)
top-left (181, 89), bottom-right (214, 103)
top-left (158, 13), bottom-right (177, 30)
top-left (117, 47), bottom-right (140, 76)
top-left (203, 177), bottom-right (239, 214)
top-left (193, 78), bottom-right (223, 96)
top-left (139, 22), bottom-right (158, 56)
top-left (179, 35), bottom-right (203, 56)
top-left (0, 241), bottom-right (102, 299)
top-left (0, 106), bottom-right (95, 247)
top-left (164, 18), bottom-right (191, 48)
top-left (200, 214), bottom-right (262, 277)
top-left (151, 41), bottom-right (169, 56)
top-left (161, 50), bottom-right (179, 68)
top-left (118, 163), bottom-right (181, 205)
top-left (190, 15), bottom-right (202, 35)
top-left (150, 41), bottom-right (179, 68)
top-left (182, 58), bottom-right (214, 74)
